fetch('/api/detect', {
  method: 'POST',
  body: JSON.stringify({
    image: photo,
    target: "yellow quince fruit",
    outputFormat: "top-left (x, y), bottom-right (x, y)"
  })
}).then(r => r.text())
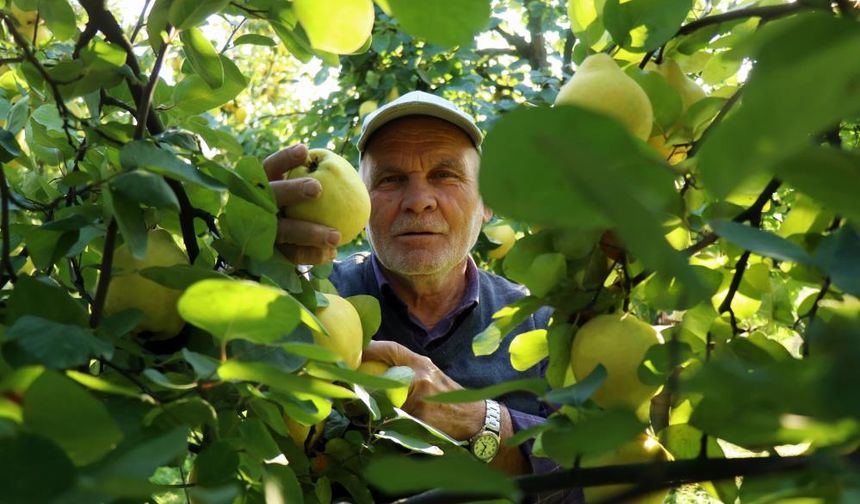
top-left (570, 313), bottom-right (662, 414)
top-left (103, 229), bottom-right (189, 339)
top-left (313, 293), bottom-right (364, 370)
top-left (484, 222), bottom-right (516, 260)
top-left (283, 149), bottom-right (371, 247)
top-left (358, 360), bottom-right (409, 407)
top-left (555, 53), bottom-right (654, 140)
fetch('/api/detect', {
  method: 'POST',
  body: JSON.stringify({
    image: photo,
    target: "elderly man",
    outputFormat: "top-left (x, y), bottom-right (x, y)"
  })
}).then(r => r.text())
top-left (266, 92), bottom-right (579, 499)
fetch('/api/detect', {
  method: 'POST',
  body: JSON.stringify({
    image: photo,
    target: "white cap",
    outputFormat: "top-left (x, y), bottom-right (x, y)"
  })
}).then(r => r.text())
top-left (356, 91), bottom-right (483, 152)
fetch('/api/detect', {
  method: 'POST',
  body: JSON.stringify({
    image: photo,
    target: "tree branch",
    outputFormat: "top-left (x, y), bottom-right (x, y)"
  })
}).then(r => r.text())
top-left (0, 162), bottom-right (18, 283)
top-left (89, 218), bottom-right (117, 328)
top-left (398, 450), bottom-right (859, 504)
top-left (676, 3), bottom-right (807, 37)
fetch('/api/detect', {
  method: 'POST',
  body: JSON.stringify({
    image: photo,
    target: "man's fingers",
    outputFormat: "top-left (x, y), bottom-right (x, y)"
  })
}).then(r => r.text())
top-left (363, 340), bottom-right (425, 367)
top-left (270, 178), bottom-right (322, 208)
top-left (263, 144), bottom-right (308, 181)
top-left (276, 243), bottom-right (336, 265)
top-left (277, 218), bottom-right (341, 248)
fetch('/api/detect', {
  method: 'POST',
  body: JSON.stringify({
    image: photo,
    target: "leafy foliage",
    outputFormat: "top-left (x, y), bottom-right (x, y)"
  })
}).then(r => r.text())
top-left (1, 0), bottom-right (859, 503)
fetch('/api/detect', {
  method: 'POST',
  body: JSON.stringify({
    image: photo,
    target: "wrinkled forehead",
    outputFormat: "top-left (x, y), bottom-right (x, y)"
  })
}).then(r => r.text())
top-left (359, 115), bottom-right (480, 177)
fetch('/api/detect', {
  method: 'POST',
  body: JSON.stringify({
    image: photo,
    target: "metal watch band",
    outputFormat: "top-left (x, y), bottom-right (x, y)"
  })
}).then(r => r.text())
top-left (484, 399), bottom-right (501, 436)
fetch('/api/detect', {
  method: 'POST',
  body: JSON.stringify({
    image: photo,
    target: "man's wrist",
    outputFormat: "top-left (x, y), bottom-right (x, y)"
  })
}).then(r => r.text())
top-left (470, 399), bottom-right (502, 462)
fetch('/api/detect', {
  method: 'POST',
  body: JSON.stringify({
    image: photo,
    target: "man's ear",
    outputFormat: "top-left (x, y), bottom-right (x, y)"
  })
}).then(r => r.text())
top-left (482, 205), bottom-right (493, 223)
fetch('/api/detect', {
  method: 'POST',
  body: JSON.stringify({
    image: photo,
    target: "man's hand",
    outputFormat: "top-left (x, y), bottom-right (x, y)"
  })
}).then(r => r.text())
top-left (362, 340), bottom-right (484, 440)
top-left (264, 144), bottom-right (341, 265)
top-left (362, 340), bottom-right (530, 475)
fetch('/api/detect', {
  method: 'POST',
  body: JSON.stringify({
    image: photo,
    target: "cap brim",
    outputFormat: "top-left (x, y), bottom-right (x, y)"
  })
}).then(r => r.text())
top-left (357, 99), bottom-right (483, 152)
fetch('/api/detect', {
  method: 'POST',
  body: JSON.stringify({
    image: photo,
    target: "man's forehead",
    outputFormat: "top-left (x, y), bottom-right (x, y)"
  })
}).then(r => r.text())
top-left (363, 115), bottom-right (477, 151)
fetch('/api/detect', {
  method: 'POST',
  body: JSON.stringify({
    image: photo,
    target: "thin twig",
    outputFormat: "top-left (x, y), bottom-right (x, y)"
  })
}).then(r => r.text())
top-left (220, 17), bottom-right (246, 54)
top-left (0, 162), bottom-right (18, 283)
top-left (129, 0), bottom-right (153, 45)
top-left (134, 30), bottom-right (173, 139)
top-left (89, 219), bottom-right (118, 328)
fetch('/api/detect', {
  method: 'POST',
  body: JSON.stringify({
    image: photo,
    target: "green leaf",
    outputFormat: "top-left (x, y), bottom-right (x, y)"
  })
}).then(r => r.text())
top-left (270, 23), bottom-right (314, 63)
top-left (503, 233), bottom-right (566, 298)
top-left (388, 0), bottom-right (490, 47)
top-left (711, 220), bottom-right (814, 265)
top-left (140, 264), bottom-right (232, 290)
top-left (98, 426), bottom-right (189, 480)
top-left (541, 409), bottom-right (644, 466)
top-left (373, 430), bottom-right (444, 455)
top-left (119, 141), bottom-right (226, 190)
top-left (0, 434), bottom-right (76, 502)
top-left (544, 364), bottom-right (606, 407)
top-left (233, 34), bottom-right (277, 47)
top-left (177, 279), bottom-right (301, 344)
top-left (347, 294), bottom-right (381, 348)
top-left (775, 147), bottom-right (860, 224)
top-left (180, 27), bottom-right (224, 89)
top-left (425, 377), bottom-right (545, 404)
top-left (147, 0), bottom-right (172, 52)
top-left (4, 315), bottom-right (113, 369)
top-left (66, 370), bottom-right (143, 399)
top-left (195, 441), bottom-right (239, 486)
top-left (293, 0), bottom-right (375, 54)
top-left (23, 370), bottom-right (124, 466)
top-left (472, 296), bottom-right (543, 356)
top-left (306, 362), bottom-right (409, 390)
top-left (0, 128), bottom-right (22, 162)
top-left (697, 13), bottom-right (860, 197)
top-left (815, 226), bottom-right (860, 298)
top-left (109, 171), bottom-right (180, 211)
top-left (568, 0), bottom-right (608, 49)
top-left (282, 341), bottom-right (341, 363)
top-left (224, 194), bottom-right (277, 262)
top-left (603, 0), bottom-right (692, 52)
top-left (4, 275), bottom-right (89, 326)
top-left (626, 67), bottom-right (683, 133)
top-left (38, 0), bottom-right (76, 40)
top-left (218, 360), bottom-right (355, 399)
top-left (173, 55), bottom-right (248, 114)
top-left (143, 368), bottom-right (197, 390)
top-left (182, 348), bottom-right (220, 380)
top-left (104, 188), bottom-right (148, 260)
top-left (168, 0), bottom-right (231, 30)
top-left (265, 465), bottom-right (304, 504)
top-left (365, 452), bottom-right (516, 497)
top-left (509, 329), bottom-right (548, 371)
top-left (482, 106), bottom-right (701, 302)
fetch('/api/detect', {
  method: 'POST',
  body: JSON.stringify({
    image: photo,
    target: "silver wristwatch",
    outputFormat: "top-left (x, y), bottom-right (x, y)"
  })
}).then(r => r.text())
top-left (469, 399), bottom-right (502, 462)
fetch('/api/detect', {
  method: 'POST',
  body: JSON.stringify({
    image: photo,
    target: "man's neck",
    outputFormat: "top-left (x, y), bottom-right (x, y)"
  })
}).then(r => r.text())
top-left (382, 260), bottom-right (470, 330)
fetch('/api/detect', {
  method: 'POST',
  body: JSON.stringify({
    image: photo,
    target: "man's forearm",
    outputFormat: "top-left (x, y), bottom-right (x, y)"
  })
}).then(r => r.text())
top-left (492, 404), bottom-right (531, 475)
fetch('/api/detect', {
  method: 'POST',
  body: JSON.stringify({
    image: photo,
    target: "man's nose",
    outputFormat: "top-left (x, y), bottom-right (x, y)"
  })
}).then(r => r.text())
top-left (401, 179), bottom-right (437, 214)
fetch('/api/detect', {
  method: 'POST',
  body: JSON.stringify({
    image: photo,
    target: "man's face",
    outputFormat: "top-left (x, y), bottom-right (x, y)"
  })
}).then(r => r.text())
top-left (360, 115), bottom-right (489, 278)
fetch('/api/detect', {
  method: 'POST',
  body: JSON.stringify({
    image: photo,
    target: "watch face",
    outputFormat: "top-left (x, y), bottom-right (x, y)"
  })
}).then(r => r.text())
top-left (472, 434), bottom-right (500, 462)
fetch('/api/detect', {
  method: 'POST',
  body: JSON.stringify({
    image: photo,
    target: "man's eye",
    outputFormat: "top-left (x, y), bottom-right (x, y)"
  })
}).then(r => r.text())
top-left (379, 175), bottom-right (403, 184)
top-left (433, 171), bottom-right (456, 179)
